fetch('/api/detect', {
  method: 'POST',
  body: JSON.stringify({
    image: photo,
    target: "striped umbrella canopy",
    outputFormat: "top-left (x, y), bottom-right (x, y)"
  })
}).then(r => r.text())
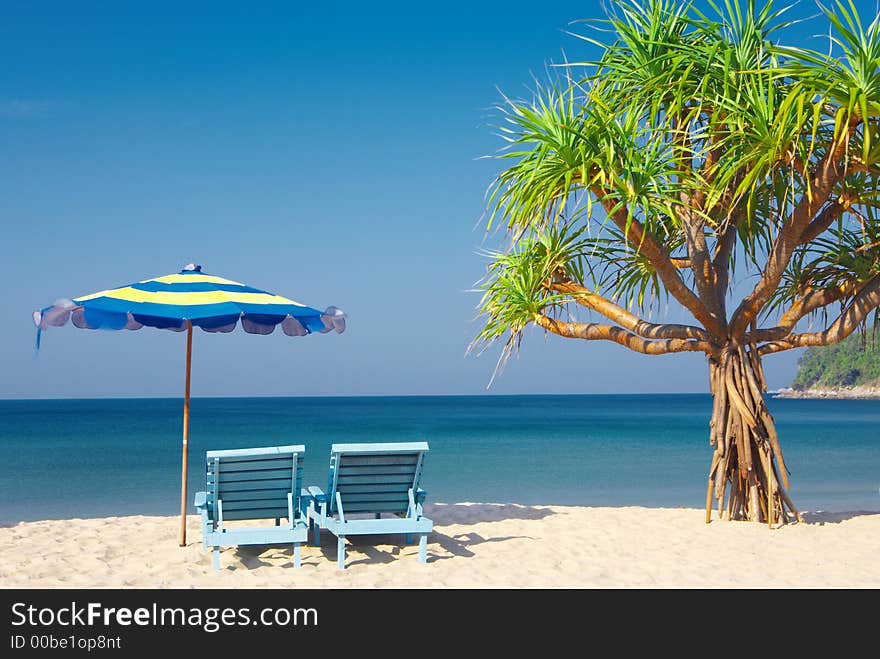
top-left (33, 263), bottom-right (345, 546)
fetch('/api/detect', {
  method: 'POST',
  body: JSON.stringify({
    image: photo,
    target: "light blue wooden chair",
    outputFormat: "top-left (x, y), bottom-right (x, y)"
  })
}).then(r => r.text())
top-left (306, 442), bottom-right (433, 569)
top-left (193, 445), bottom-right (309, 571)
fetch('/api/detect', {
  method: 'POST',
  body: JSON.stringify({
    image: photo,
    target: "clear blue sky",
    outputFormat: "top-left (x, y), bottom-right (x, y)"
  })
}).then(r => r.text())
top-left (2, 0), bottom-right (861, 399)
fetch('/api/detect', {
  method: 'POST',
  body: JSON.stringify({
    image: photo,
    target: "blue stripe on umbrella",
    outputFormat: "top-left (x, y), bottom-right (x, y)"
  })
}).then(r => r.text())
top-left (130, 281), bottom-right (269, 294)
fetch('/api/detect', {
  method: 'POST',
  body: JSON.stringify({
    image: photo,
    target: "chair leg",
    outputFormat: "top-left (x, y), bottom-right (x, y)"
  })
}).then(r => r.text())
top-left (405, 533), bottom-right (413, 545)
top-left (212, 547), bottom-right (220, 571)
top-left (310, 518), bottom-right (318, 546)
top-left (337, 536), bottom-right (346, 570)
top-left (293, 543), bottom-right (301, 568)
top-left (418, 534), bottom-right (428, 563)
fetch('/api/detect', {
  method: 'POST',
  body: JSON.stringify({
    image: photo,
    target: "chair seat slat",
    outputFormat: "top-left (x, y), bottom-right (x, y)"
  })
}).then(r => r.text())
top-left (336, 483), bottom-right (411, 493)
top-left (220, 508), bottom-right (292, 521)
top-left (338, 502), bottom-right (412, 514)
top-left (337, 454), bottom-right (419, 466)
top-left (217, 498), bottom-right (289, 511)
top-left (208, 458), bottom-right (302, 473)
top-left (337, 465), bottom-right (419, 476)
top-left (206, 478), bottom-right (292, 493)
top-left (208, 488), bottom-right (292, 502)
top-left (211, 468), bottom-right (297, 483)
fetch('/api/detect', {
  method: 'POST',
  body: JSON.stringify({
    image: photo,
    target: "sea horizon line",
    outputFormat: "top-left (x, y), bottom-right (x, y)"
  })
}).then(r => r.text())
top-left (1, 390), bottom-right (793, 402)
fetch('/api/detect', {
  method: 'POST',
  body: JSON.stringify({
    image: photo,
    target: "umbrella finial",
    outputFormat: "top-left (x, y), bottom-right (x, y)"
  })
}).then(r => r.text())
top-left (182, 263), bottom-right (202, 273)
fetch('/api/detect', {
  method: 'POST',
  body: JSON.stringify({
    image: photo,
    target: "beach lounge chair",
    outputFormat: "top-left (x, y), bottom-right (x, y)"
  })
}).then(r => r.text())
top-left (306, 441), bottom-right (433, 569)
top-left (193, 445), bottom-right (309, 571)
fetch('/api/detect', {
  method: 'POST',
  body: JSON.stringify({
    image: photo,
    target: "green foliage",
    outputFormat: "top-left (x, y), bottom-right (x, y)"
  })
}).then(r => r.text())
top-left (475, 0), bottom-right (880, 364)
top-left (791, 327), bottom-right (880, 389)
top-left (470, 223), bottom-right (592, 379)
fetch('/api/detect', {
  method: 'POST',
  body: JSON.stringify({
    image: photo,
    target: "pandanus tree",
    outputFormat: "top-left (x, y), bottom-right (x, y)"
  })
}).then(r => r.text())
top-left (473, 0), bottom-right (880, 524)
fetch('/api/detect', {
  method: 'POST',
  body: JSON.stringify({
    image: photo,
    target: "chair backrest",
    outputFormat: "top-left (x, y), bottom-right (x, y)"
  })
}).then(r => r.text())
top-left (205, 445), bottom-right (305, 522)
top-left (326, 442), bottom-right (428, 515)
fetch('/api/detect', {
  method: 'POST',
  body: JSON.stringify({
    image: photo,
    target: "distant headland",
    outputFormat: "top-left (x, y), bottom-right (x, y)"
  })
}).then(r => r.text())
top-left (773, 384), bottom-right (880, 399)
top-left (773, 328), bottom-right (880, 399)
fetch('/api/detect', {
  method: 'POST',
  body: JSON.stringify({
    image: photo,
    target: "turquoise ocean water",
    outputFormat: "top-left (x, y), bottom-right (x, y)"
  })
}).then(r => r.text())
top-left (1, 394), bottom-right (878, 524)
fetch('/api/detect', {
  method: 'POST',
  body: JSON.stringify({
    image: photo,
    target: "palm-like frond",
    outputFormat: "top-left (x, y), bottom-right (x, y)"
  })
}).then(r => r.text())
top-left (475, 0), bottom-right (880, 360)
top-left (777, 0), bottom-right (880, 155)
top-left (470, 223), bottom-right (595, 376)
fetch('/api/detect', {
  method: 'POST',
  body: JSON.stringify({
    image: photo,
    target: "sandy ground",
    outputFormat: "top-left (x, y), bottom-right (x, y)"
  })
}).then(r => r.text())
top-left (1, 503), bottom-right (878, 588)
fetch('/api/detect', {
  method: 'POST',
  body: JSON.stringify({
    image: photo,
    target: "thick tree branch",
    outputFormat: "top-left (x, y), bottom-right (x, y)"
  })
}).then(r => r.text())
top-left (680, 207), bottom-right (726, 330)
top-left (757, 275), bottom-right (880, 355)
top-left (548, 278), bottom-right (711, 341)
top-left (711, 216), bottom-right (740, 314)
top-left (673, 113), bottom-right (727, 328)
top-left (849, 159), bottom-right (880, 176)
top-left (693, 131), bottom-right (722, 212)
top-left (787, 152), bottom-right (808, 178)
top-left (746, 282), bottom-right (856, 342)
top-left (534, 314), bottom-right (712, 354)
top-left (706, 164), bottom-right (747, 321)
top-left (712, 221), bottom-right (739, 268)
top-left (798, 197), bottom-right (847, 245)
top-left (729, 126), bottom-right (854, 336)
top-left (591, 187), bottom-right (727, 338)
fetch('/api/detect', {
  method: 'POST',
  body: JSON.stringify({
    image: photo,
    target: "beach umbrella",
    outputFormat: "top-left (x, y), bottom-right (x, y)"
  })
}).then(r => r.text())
top-left (33, 263), bottom-right (345, 546)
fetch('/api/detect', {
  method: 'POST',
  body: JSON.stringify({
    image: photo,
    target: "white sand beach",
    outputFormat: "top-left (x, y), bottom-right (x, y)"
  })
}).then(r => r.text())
top-left (1, 503), bottom-right (878, 589)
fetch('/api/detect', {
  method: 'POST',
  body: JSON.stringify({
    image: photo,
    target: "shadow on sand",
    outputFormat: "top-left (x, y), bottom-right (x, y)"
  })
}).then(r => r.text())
top-left (426, 502), bottom-right (559, 523)
top-left (229, 503), bottom-right (560, 569)
top-left (211, 505), bottom-right (880, 570)
top-left (800, 510), bottom-right (880, 524)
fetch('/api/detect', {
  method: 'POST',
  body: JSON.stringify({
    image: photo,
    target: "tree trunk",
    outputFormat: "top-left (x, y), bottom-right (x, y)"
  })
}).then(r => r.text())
top-left (705, 343), bottom-right (801, 525)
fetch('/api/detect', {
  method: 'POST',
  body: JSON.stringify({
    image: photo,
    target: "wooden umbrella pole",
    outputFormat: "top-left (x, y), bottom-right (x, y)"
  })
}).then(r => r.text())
top-left (178, 320), bottom-right (193, 546)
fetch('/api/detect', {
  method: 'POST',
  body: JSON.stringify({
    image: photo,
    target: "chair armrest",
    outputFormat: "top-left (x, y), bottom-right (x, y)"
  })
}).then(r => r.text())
top-left (298, 488), bottom-right (312, 517)
top-left (306, 486), bottom-right (329, 525)
top-left (194, 491), bottom-right (208, 510)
